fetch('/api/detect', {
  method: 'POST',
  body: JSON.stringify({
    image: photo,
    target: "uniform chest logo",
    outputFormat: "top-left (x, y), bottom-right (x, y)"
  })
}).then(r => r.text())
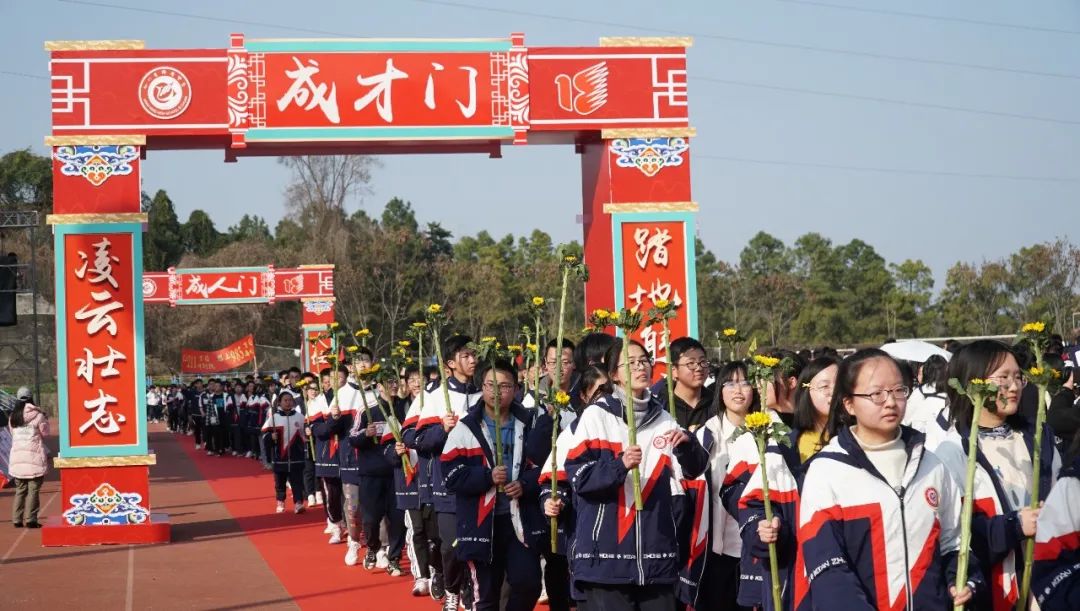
top-left (652, 436), bottom-right (668, 449)
top-left (139, 66), bottom-right (192, 120)
top-left (924, 486), bottom-right (939, 509)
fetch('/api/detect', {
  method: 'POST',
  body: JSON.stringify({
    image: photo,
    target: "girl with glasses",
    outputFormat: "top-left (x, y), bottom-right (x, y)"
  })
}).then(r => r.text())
top-left (799, 348), bottom-right (977, 609)
top-left (926, 340), bottom-right (1062, 610)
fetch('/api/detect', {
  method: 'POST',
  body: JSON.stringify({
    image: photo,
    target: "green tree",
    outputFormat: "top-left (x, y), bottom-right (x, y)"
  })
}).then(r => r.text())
top-left (143, 189), bottom-right (183, 270)
top-left (227, 214), bottom-right (272, 243)
top-left (835, 239), bottom-right (893, 342)
top-left (0, 148), bottom-right (51, 211)
top-left (181, 210), bottom-right (221, 256)
top-left (939, 261), bottom-right (1012, 336)
top-left (885, 259), bottom-right (934, 338)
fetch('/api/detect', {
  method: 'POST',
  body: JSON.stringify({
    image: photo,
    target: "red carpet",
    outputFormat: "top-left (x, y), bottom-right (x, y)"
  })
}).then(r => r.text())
top-left (177, 435), bottom-right (435, 610)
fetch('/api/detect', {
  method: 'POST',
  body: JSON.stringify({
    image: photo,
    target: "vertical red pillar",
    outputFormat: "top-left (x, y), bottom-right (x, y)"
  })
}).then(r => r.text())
top-left (299, 265), bottom-right (335, 373)
top-left (43, 134), bottom-right (169, 545)
top-left (581, 128), bottom-right (698, 375)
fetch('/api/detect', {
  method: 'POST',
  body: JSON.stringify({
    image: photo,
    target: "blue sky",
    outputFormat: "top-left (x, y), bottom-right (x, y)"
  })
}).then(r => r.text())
top-left (3, 0), bottom-right (1079, 287)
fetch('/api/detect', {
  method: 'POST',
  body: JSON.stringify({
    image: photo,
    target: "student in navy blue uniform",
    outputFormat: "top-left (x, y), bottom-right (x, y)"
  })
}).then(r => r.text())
top-left (186, 379), bottom-right (205, 447)
top-left (403, 366), bottom-right (447, 600)
top-left (262, 390), bottom-right (308, 514)
top-left (1033, 451), bottom-right (1080, 611)
top-left (205, 379), bottom-right (233, 456)
top-left (391, 363), bottom-right (442, 597)
top-left (798, 349), bottom-right (978, 610)
top-left (350, 370), bottom-right (408, 577)
top-left (414, 334), bottom-right (481, 611)
top-left (443, 358), bottom-right (543, 611)
top-left (229, 379), bottom-right (245, 456)
top-left (310, 365), bottom-right (348, 544)
top-left (564, 339), bottom-right (708, 611)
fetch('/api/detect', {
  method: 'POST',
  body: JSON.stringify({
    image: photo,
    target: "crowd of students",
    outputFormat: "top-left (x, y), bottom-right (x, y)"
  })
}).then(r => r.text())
top-left (166, 331), bottom-right (1080, 610)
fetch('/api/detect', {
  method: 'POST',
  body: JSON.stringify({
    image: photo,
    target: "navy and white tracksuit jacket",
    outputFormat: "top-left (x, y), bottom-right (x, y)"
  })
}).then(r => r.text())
top-left (308, 390), bottom-right (341, 478)
top-left (1033, 456), bottom-right (1080, 611)
top-left (261, 407), bottom-right (307, 472)
top-left (925, 411), bottom-right (1060, 611)
top-left (441, 402), bottom-right (544, 562)
top-left (328, 383), bottom-right (371, 486)
top-left (402, 380), bottom-right (438, 505)
top-left (376, 396), bottom-right (420, 511)
top-left (798, 425), bottom-right (982, 611)
top-left (413, 376), bottom-right (481, 513)
top-left (563, 392), bottom-right (708, 589)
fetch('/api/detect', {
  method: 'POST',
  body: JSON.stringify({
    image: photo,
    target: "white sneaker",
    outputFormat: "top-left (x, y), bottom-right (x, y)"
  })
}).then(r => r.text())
top-left (206, 450), bottom-right (214, 456)
top-left (195, 443), bottom-right (201, 449)
top-left (246, 451), bottom-right (254, 458)
top-left (345, 538), bottom-right (362, 566)
top-left (275, 501), bottom-right (285, 514)
top-left (328, 529), bottom-right (344, 545)
top-left (286, 481), bottom-right (292, 490)
top-left (294, 502), bottom-right (305, 514)
top-left (307, 494), bottom-right (316, 507)
top-left (314, 491), bottom-right (324, 506)
top-left (323, 519), bottom-right (336, 534)
top-left (412, 578), bottom-right (430, 597)
top-left (376, 547), bottom-right (389, 569)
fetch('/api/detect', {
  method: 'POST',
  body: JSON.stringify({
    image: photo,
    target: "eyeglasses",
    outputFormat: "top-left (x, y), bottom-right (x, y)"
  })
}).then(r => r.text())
top-left (622, 358), bottom-right (652, 370)
top-left (722, 380), bottom-right (753, 390)
top-left (545, 359), bottom-right (572, 368)
top-left (677, 359), bottom-right (711, 371)
top-left (987, 374), bottom-right (1027, 389)
top-left (852, 386), bottom-right (911, 405)
top-left (810, 383), bottom-right (834, 394)
top-left (483, 382), bottom-right (515, 392)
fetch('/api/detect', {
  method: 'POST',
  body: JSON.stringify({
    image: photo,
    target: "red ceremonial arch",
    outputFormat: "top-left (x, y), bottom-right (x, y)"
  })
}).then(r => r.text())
top-left (44, 32), bottom-right (697, 546)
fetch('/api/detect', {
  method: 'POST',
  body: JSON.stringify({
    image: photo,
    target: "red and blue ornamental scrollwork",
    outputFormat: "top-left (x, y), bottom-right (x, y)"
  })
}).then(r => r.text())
top-left (63, 482), bottom-right (150, 526)
top-left (610, 137), bottom-right (689, 177)
top-left (53, 145), bottom-right (140, 187)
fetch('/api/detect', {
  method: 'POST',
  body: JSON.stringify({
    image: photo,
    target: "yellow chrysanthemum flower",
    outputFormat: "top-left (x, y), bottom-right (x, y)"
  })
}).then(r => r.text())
top-left (399, 340), bottom-right (411, 348)
top-left (554, 390), bottom-right (571, 406)
top-left (532, 296), bottom-right (545, 306)
top-left (427, 304), bottom-right (442, 314)
top-left (608, 313), bottom-right (620, 323)
top-left (481, 336), bottom-right (497, 343)
top-left (526, 343), bottom-right (539, 353)
top-left (329, 322), bottom-right (340, 330)
top-left (411, 321), bottom-right (427, 329)
top-left (354, 328), bottom-right (371, 337)
top-left (507, 344), bottom-right (522, 352)
top-left (970, 378), bottom-right (986, 385)
top-left (1029, 367), bottom-right (1044, 377)
top-left (594, 309), bottom-right (610, 319)
top-left (564, 255), bottom-right (578, 264)
top-left (744, 412), bottom-right (772, 431)
top-left (723, 328), bottom-right (738, 337)
top-left (654, 298), bottom-right (670, 309)
top-left (346, 345), bottom-right (359, 353)
top-left (753, 355), bottom-right (781, 368)
top-left (1022, 322), bottom-right (1046, 333)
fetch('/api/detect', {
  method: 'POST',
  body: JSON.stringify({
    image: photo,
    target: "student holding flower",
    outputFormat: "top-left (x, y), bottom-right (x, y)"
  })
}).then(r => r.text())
top-left (926, 340), bottom-right (1061, 610)
top-left (798, 349), bottom-right (978, 609)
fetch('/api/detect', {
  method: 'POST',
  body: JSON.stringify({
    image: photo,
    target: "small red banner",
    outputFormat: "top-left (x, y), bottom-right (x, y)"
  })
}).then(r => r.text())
top-left (142, 266), bottom-right (334, 305)
top-left (181, 335), bottom-right (256, 374)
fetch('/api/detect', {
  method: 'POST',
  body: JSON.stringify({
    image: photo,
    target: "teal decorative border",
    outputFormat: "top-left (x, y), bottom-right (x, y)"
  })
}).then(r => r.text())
top-left (55, 222), bottom-right (148, 458)
top-left (246, 126), bottom-right (515, 142)
top-left (245, 39), bottom-right (511, 53)
top-left (610, 211), bottom-right (699, 340)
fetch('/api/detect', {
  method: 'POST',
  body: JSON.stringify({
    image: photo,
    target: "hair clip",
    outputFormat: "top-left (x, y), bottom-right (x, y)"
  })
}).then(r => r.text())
top-left (801, 382), bottom-right (812, 388)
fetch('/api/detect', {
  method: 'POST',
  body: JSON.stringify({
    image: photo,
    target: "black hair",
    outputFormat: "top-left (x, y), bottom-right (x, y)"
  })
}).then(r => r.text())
top-left (442, 334), bottom-right (473, 363)
top-left (943, 339), bottom-right (962, 354)
top-left (603, 338), bottom-right (649, 381)
top-left (715, 360), bottom-right (761, 414)
top-left (578, 365), bottom-right (612, 406)
top-left (573, 332), bottom-right (617, 374)
top-left (474, 358), bottom-right (518, 388)
top-left (668, 337), bottom-right (706, 367)
top-left (423, 365), bottom-right (440, 380)
top-left (545, 337), bottom-right (576, 352)
top-left (403, 363), bottom-right (420, 378)
top-left (826, 348), bottom-right (902, 438)
top-left (288, 366), bottom-right (301, 375)
top-left (1011, 341), bottom-right (1035, 370)
top-left (793, 355), bottom-right (841, 432)
top-left (797, 349), bottom-right (812, 363)
top-left (920, 355), bottom-right (949, 393)
top-left (355, 345), bottom-right (375, 361)
top-left (9, 400), bottom-right (27, 428)
top-left (815, 346), bottom-right (838, 358)
top-left (946, 340), bottom-right (1020, 428)
top-left (319, 367), bottom-right (331, 378)
top-left (302, 372), bottom-right (318, 383)
top-left (277, 369), bottom-right (289, 380)
top-left (895, 360), bottom-right (917, 391)
top-left (767, 349), bottom-right (807, 407)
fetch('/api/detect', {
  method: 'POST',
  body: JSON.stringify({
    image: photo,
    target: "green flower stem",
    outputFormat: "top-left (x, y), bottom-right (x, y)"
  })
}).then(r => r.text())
top-left (371, 398), bottom-right (414, 476)
top-left (623, 338), bottom-right (644, 511)
top-left (550, 267), bottom-right (571, 547)
top-left (663, 318), bottom-right (676, 421)
top-left (417, 333), bottom-right (425, 409)
top-left (954, 392), bottom-right (986, 611)
top-left (1017, 355), bottom-right (1048, 611)
top-left (755, 435), bottom-right (783, 611)
top-left (432, 328), bottom-right (454, 417)
top-left (534, 314), bottom-right (543, 406)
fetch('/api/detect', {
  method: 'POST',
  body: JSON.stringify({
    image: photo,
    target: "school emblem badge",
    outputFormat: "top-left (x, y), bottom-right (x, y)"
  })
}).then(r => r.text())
top-left (924, 486), bottom-right (939, 509)
top-left (652, 436), bottom-right (668, 449)
top-left (138, 66), bottom-right (192, 120)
